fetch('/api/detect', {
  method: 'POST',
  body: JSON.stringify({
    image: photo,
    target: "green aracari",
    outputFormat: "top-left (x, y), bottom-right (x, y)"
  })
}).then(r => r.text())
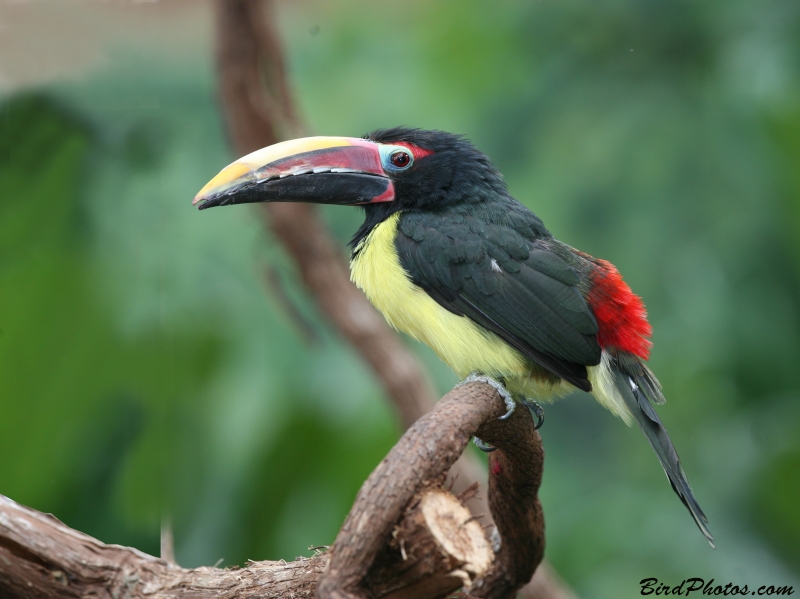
top-left (194, 127), bottom-right (713, 546)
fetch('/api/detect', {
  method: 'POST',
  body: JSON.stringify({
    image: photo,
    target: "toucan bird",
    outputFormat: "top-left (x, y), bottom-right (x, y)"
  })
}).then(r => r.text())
top-left (194, 127), bottom-right (713, 546)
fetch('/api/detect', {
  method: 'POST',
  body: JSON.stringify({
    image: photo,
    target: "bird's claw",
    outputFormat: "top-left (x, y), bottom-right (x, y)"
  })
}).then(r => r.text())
top-left (499, 394), bottom-right (516, 420)
top-left (473, 436), bottom-right (496, 452)
top-left (521, 397), bottom-right (545, 430)
top-left (458, 373), bottom-right (516, 421)
top-left (458, 374), bottom-right (543, 428)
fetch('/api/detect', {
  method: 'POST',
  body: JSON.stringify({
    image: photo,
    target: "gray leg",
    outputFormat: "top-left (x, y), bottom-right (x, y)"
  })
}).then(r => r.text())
top-left (521, 397), bottom-right (545, 430)
top-left (458, 373), bottom-right (517, 420)
top-left (472, 436), bottom-right (497, 452)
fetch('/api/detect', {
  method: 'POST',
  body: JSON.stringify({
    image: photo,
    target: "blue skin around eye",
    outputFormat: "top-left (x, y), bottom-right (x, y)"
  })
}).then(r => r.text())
top-left (379, 144), bottom-right (414, 173)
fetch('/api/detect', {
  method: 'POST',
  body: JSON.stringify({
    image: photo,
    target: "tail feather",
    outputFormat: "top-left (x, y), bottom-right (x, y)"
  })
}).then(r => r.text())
top-left (612, 363), bottom-right (715, 547)
top-left (615, 352), bottom-right (666, 405)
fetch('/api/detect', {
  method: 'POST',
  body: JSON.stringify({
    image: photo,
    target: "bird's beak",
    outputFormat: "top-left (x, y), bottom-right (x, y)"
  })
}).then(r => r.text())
top-left (193, 136), bottom-right (394, 210)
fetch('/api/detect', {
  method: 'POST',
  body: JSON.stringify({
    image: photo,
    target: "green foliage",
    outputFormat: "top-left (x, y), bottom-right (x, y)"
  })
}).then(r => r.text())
top-left (1, 1), bottom-right (799, 596)
top-left (754, 448), bottom-right (800, 566)
top-left (233, 406), bottom-right (396, 562)
top-left (0, 94), bottom-right (222, 556)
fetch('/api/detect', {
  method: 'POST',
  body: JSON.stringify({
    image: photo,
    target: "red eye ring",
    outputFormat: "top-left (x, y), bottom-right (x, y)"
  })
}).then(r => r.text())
top-left (390, 150), bottom-right (411, 168)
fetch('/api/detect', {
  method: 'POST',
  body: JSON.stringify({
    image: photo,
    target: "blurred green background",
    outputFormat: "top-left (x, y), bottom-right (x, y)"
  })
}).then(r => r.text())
top-left (1, 1), bottom-right (799, 597)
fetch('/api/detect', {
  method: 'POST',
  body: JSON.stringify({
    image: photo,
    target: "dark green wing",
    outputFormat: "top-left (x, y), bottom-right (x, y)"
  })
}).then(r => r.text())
top-left (396, 210), bottom-right (601, 391)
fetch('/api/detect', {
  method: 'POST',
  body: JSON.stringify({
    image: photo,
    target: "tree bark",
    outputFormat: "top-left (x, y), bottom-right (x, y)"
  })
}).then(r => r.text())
top-left (368, 488), bottom-right (494, 599)
top-left (0, 490), bottom-right (486, 599)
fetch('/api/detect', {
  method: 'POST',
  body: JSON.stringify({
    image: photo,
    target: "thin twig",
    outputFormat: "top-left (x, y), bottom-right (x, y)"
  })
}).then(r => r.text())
top-left (161, 514), bottom-right (176, 565)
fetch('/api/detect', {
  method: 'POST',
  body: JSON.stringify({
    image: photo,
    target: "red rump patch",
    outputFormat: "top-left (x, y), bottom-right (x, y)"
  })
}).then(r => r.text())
top-left (393, 141), bottom-right (434, 160)
top-left (588, 259), bottom-right (652, 359)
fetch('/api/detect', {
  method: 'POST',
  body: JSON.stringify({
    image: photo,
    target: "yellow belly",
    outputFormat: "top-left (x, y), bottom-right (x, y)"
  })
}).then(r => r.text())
top-left (349, 213), bottom-right (568, 400)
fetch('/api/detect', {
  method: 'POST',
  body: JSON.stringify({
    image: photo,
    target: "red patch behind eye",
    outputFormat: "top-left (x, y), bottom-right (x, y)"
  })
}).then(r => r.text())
top-left (588, 259), bottom-right (652, 360)
top-left (392, 141), bottom-right (434, 160)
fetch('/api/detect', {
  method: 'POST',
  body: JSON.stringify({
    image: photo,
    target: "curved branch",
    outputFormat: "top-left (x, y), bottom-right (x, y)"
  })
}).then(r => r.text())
top-left (0, 382), bottom-right (540, 599)
top-left (475, 409), bottom-right (544, 598)
top-left (319, 382), bottom-right (544, 599)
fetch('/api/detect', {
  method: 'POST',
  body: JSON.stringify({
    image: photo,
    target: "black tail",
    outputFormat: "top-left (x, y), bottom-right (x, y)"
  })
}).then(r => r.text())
top-left (612, 359), bottom-right (715, 547)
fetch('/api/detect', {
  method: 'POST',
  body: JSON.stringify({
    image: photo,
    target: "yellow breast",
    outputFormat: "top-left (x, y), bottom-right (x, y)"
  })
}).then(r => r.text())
top-left (349, 212), bottom-right (532, 382)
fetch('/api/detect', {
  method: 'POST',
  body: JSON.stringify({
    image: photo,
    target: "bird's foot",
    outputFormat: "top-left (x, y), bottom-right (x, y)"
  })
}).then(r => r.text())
top-left (457, 373), bottom-right (516, 420)
top-left (472, 436), bottom-right (497, 453)
top-left (521, 397), bottom-right (545, 430)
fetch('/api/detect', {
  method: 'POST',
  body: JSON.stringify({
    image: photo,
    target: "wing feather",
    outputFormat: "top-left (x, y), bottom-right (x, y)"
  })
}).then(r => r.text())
top-left (396, 211), bottom-right (601, 391)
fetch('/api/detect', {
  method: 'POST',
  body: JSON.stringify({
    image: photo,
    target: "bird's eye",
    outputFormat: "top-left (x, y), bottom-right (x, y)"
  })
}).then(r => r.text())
top-left (379, 144), bottom-right (417, 172)
top-left (390, 151), bottom-right (411, 168)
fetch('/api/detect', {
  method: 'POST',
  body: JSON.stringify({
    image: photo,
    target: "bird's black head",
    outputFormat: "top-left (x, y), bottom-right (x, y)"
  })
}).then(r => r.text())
top-left (351, 127), bottom-right (510, 246)
top-left (365, 127), bottom-right (509, 211)
top-left (192, 128), bottom-right (512, 245)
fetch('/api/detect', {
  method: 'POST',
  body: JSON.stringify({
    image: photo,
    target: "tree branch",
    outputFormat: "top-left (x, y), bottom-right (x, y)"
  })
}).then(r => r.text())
top-left (319, 383), bottom-right (544, 599)
top-left (0, 382), bottom-right (542, 599)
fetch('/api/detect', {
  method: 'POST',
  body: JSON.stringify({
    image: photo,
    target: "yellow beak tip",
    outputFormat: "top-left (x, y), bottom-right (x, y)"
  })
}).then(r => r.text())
top-left (193, 161), bottom-right (254, 206)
